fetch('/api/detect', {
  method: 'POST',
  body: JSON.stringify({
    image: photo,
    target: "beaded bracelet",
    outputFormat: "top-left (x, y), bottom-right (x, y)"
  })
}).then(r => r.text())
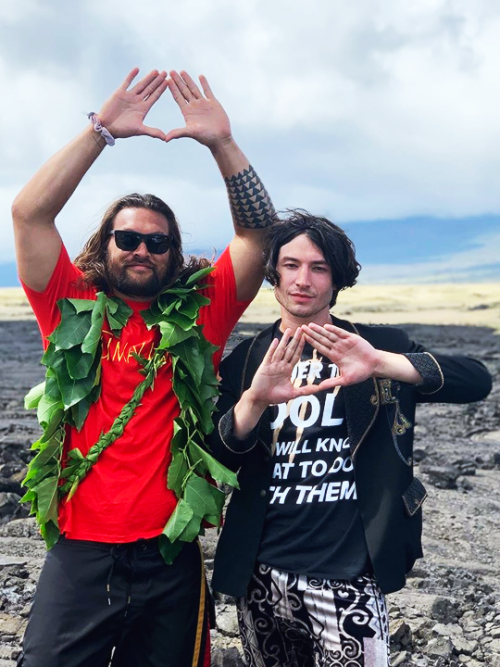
top-left (87, 112), bottom-right (115, 146)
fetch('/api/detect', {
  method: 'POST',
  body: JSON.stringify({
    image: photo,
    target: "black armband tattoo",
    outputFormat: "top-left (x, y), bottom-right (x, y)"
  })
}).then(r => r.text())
top-left (224, 165), bottom-right (276, 229)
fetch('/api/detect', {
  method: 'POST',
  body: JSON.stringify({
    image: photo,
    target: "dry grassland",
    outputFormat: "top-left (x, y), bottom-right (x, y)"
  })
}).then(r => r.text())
top-left (0, 284), bottom-right (499, 331)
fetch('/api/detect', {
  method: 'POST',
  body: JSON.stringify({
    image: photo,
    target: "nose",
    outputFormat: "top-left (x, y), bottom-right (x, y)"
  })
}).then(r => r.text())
top-left (132, 240), bottom-right (150, 258)
top-left (295, 265), bottom-right (311, 287)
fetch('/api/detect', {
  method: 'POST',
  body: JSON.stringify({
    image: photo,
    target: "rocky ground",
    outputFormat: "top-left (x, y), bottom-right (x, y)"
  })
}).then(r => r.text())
top-left (0, 318), bottom-right (498, 666)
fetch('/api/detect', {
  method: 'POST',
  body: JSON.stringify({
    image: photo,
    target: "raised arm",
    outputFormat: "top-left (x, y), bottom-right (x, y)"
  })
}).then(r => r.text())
top-left (166, 71), bottom-right (276, 301)
top-left (12, 68), bottom-right (169, 291)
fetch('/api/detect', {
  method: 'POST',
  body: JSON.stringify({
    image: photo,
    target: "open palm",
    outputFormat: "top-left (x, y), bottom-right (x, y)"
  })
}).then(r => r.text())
top-left (98, 68), bottom-right (169, 140)
top-left (165, 71), bottom-right (232, 147)
top-left (302, 323), bottom-right (381, 386)
top-left (248, 328), bottom-right (340, 406)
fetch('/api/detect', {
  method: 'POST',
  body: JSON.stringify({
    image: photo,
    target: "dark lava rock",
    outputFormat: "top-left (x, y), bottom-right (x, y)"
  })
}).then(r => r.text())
top-left (419, 464), bottom-right (461, 489)
top-left (431, 596), bottom-right (462, 624)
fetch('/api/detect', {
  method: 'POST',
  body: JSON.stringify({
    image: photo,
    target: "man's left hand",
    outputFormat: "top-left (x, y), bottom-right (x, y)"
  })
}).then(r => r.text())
top-left (302, 323), bottom-right (423, 386)
top-left (165, 71), bottom-right (232, 148)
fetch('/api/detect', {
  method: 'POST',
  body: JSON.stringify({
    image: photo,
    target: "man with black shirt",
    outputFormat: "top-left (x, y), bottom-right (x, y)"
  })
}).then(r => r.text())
top-left (208, 211), bottom-right (492, 667)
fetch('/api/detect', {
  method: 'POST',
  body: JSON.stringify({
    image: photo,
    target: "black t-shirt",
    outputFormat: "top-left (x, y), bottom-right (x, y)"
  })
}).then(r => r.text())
top-left (257, 340), bottom-right (371, 580)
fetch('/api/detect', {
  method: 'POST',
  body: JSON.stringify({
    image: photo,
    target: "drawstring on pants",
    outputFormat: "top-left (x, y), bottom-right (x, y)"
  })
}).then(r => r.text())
top-left (106, 543), bottom-right (139, 611)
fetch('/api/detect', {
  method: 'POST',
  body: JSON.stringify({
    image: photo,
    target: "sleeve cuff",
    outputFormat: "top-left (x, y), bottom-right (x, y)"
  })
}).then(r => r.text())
top-left (403, 352), bottom-right (444, 394)
top-left (218, 406), bottom-right (260, 454)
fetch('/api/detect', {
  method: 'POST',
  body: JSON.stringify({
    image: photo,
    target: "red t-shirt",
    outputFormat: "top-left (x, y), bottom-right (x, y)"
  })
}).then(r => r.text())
top-left (23, 244), bottom-right (250, 543)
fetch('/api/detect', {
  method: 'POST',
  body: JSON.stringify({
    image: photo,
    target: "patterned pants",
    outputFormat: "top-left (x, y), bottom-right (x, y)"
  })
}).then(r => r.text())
top-left (237, 564), bottom-right (390, 667)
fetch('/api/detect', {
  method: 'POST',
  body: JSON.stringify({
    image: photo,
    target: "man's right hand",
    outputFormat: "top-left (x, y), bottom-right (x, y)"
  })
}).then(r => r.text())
top-left (98, 68), bottom-right (169, 141)
top-left (232, 328), bottom-right (339, 440)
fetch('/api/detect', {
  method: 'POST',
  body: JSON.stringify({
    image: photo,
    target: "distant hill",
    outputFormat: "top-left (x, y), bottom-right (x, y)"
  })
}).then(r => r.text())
top-left (1, 214), bottom-right (499, 286)
top-left (343, 214), bottom-right (499, 263)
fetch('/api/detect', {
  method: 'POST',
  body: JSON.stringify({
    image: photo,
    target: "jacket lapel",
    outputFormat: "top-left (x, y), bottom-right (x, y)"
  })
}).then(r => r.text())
top-left (331, 317), bottom-right (380, 459)
top-left (241, 323), bottom-right (277, 456)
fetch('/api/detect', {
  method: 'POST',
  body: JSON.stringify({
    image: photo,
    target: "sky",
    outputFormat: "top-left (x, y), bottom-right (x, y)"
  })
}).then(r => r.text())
top-left (1, 0), bottom-right (500, 279)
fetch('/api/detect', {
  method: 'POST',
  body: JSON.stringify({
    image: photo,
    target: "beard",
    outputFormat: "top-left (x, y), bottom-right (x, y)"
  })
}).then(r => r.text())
top-left (105, 257), bottom-right (169, 299)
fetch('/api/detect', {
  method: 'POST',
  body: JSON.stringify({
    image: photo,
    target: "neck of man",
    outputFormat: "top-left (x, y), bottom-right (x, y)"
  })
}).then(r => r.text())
top-left (112, 289), bottom-right (155, 303)
top-left (279, 307), bottom-right (333, 333)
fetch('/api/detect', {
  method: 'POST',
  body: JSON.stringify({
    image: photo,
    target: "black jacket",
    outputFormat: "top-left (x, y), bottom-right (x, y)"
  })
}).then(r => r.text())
top-left (208, 317), bottom-right (492, 597)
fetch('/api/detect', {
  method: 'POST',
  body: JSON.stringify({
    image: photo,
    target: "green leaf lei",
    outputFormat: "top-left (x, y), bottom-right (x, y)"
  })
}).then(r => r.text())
top-left (22, 267), bottom-right (238, 563)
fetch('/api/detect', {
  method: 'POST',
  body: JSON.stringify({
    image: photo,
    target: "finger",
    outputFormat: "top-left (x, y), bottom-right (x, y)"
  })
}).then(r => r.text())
top-left (164, 127), bottom-right (191, 143)
top-left (199, 75), bottom-right (215, 99)
top-left (284, 328), bottom-right (304, 363)
top-left (132, 70), bottom-right (160, 96)
top-left (167, 78), bottom-right (188, 109)
top-left (179, 70), bottom-right (202, 99)
top-left (261, 337), bottom-right (280, 366)
top-left (295, 377), bottom-right (345, 396)
top-left (169, 70), bottom-right (194, 102)
top-left (120, 67), bottom-right (140, 91)
top-left (141, 71), bottom-right (168, 101)
top-left (302, 325), bottom-right (335, 347)
top-left (306, 322), bottom-right (337, 339)
top-left (273, 329), bottom-right (294, 362)
top-left (144, 78), bottom-right (169, 109)
top-left (323, 323), bottom-right (350, 339)
top-left (302, 331), bottom-right (337, 359)
top-left (288, 335), bottom-right (305, 366)
top-left (139, 124), bottom-right (167, 141)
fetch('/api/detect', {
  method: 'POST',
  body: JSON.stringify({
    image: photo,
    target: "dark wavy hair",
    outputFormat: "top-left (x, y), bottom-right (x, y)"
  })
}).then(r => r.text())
top-left (74, 193), bottom-right (209, 292)
top-left (264, 209), bottom-right (361, 307)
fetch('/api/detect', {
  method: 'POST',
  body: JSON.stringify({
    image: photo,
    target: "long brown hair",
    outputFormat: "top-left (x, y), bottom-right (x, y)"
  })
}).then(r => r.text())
top-left (74, 193), bottom-right (209, 292)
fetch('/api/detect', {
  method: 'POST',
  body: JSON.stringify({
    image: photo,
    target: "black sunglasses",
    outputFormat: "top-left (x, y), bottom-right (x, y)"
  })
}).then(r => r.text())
top-left (110, 230), bottom-right (172, 255)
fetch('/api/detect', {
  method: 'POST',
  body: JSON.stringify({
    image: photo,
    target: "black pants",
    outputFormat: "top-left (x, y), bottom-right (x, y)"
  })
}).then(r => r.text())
top-left (19, 536), bottom-right (210, 667)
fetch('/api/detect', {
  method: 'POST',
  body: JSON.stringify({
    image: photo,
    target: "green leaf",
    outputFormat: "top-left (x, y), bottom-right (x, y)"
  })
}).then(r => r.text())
top-left (41, 343), bottom-right (63, 369)
top-left (206, 482), bottom-right (226, 515)
top-left (184, 266), bottom-right (214, 287)
top-left (157, 322), bottom-right (195, 348)
top-left (81, 292), bottom-right (106, 356)
top-left (105, 296), bottom-right (133, 333)
top-left (176, 295), bottom-right (205, 319)
top-left (57, 361), bottom-right (97, 410)
top-left (158, 534), bottom-right (183, 564)
top-left (190, 292), bottom-right (211, 308)
top-left (64, 348), bottom-right (95, 380)
top-left (34, 476), bottom-right (59, 524)
top-left (65, 298), bottom-right (97, 314)
top-left (27, 437), bottom-right (63, 472)
top-left (161, 309), bottom-right (194, 331)
top-left (178, 514), bottom-right (202, 542)
top-left (184, 475), bottom-right (219, 519)
top-left (188, 441), bottom-right (239, 489)
top-left (70, 382), bottom-right (101, 431)
top-left (163, 499), bottom-right (194, 542)
top-left (168, 449), bottom-right (189, 496)
top-left (37, 385), bottom-right (63, 425)
top-left (50, 301), bottom-right (93, 350)
top-left (40, 519), bottom-right (60, 550)
top-left (25, 382), bottom-right (46, 410)
top-left (171, 340), bottom-right (204, 385)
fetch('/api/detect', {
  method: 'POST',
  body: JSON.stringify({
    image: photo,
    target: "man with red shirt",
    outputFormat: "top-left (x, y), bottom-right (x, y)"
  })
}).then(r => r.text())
top-left (12, 68), bottom-right (275, 667)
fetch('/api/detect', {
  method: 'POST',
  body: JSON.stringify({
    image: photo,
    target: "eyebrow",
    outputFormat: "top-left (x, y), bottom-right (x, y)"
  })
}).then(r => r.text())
top-left (280, 255), bottom-right (329, 266)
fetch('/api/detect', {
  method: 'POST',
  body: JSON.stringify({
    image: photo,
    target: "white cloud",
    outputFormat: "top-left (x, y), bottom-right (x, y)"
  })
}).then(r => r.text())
top-left (2, 0), bottom-right (500, 268)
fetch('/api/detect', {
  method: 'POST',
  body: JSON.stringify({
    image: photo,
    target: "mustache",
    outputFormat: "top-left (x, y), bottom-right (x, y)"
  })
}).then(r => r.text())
top-left (124, 259), bottom-right (155, 269)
